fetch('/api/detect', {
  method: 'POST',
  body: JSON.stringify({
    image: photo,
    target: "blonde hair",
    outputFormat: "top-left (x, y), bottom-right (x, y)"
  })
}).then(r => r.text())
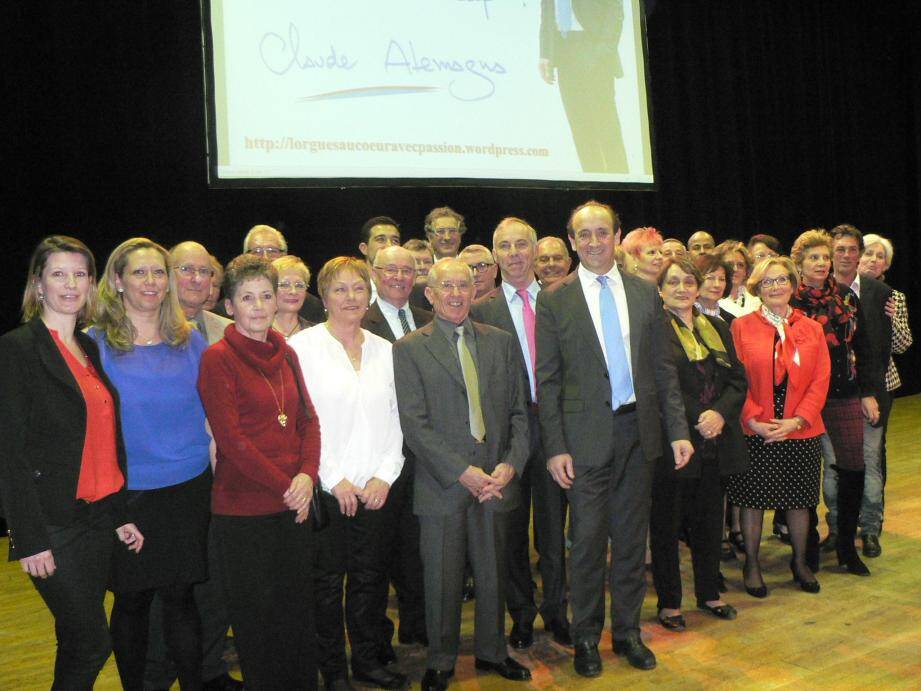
top-left (316, 257), bottom-right (371, 299)
top-left (790, 229), bottom-right (833, 268)
top-left (272, 255), bottom-right (311, 286)
top-left (746, 256), bottom-right (799, 297)
top-left (95, 238), bottom-right (193, 351)
top-left (715, 240), bottom-right (753, 276)
top-left (22, 235), bottom-right (97, 325)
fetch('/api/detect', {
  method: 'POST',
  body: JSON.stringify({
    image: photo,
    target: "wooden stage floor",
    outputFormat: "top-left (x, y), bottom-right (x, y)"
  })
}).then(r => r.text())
top-left (3, 395), bottom-right (921, 689)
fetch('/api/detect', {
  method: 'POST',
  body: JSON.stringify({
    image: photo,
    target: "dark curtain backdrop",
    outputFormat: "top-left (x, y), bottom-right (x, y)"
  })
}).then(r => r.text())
top-left (9, 1), bottom-right (921, 392)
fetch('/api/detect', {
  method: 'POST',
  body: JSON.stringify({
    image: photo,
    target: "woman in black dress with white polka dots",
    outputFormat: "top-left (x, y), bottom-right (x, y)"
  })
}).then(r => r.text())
top-left (728, 257), bottom-right (831, 597)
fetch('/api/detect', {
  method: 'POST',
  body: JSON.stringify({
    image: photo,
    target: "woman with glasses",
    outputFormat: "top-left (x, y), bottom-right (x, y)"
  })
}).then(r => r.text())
top-left (727, 257), bottom-right (830, 597)
top-left (289, 257), bottom-right (406, 690)
top-left (271, 255), bottom-right (314, 339)
top-left (89, 238), bottom-right (211, 690)
top-left (748, 234), bottom-right (782, 264)
top-left (716, 241), bottom-right (760, 317)
top-left (790, 229), bottom-right (879, 578)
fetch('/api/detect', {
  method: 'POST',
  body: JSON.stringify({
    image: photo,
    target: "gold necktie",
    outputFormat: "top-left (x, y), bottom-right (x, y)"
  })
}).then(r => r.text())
top-left (455, 326), bottom-right (486, 442)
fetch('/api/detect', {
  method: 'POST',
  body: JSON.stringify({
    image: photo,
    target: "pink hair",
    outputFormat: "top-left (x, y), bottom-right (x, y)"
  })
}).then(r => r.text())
top-left (621, 227), bottom-right (663, 257)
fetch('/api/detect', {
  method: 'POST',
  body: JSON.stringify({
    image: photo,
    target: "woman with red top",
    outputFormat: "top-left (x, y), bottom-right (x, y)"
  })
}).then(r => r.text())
top-left (728, 256), bottom-right (830, 597)
top-left (0, 236), bottom-right (143, 690)
top-left (198, 254), bottom-right (321, 690)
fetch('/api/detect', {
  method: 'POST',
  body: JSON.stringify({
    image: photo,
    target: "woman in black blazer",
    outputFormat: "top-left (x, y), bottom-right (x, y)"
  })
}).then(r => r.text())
top-left (649, 258), bottom-right (749, 631)
top-left (0, 236), bottom-right (143, 690)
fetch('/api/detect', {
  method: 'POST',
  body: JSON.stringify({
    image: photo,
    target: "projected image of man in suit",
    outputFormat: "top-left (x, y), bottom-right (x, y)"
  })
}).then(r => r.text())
top-left (539, 0), bottom-right (627, 173)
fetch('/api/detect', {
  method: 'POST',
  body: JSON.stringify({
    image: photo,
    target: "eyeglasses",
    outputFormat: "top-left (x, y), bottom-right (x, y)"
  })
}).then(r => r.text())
top-left (176, 265), bottom-right (213, 279)
top-left (373, 266), bottom-right (414, 278)
top-left (760, 275), bottom-right (791, 288)
top-left (438, 281), bottom-right (472, 292)
top-left (278, 280), bottom-right (307, 291)
top-left (248, 246), bottom-right (284, 257)
top-left (430, 227), bottom-right (460, 237)
top-left (466, 261), bottom-right (495, 273)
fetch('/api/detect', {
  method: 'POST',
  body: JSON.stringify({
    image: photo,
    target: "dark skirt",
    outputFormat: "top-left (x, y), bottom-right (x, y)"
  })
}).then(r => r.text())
top-left (109, 466), bottom-right (211, 593)
top-left (821, 396), bottom-right (865, 471)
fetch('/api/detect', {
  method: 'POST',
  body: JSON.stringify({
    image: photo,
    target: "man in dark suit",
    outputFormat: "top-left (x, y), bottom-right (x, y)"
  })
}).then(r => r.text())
top-left (828, 224), bottom-right (892, 558)
top-left (362, 246), bottom-right (432, 658)
top-left (539, 0), bottom-right (626, 173)
top-left (536, 200), bottom-right (692, 677)
top-left (471, 218), bottom-right (571, 650)
top-left (393, 259), bottom-right (531, 690)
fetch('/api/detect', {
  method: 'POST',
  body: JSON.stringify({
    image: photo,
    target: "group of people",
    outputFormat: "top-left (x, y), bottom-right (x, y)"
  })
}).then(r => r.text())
top-left (0, 201), bottom-right (911, 690)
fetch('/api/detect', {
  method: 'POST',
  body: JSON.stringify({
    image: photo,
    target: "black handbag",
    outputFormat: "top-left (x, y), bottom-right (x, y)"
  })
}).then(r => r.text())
top-left (285, 353), bottom-right (329, 532)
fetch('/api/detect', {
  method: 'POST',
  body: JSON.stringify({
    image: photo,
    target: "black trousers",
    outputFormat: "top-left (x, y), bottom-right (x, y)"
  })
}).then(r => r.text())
top-left (505, 409), bottom-right (568, 627)
top-left (649, 457), bottom-right (723, 610)
top-left (378, 459), bottom-right (426, 645)
top-left (30, 502), bottom-right (115, 691)
top-left (568, 410), bottom-right (650, 644)
top-left (314, 492), bottom-right (392, 682)
top-left (211, 512), bottom-right (316, 691)
top-left (144, 525), bottom-right (231, 687)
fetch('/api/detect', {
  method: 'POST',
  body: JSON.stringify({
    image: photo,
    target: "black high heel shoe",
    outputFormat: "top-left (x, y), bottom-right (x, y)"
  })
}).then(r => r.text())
top-left (742, 560), bottom-right (768, 599)
top-left (789, 561), bottom-right (820, 593)
top-left (729, 530), bottom-right (745, 553)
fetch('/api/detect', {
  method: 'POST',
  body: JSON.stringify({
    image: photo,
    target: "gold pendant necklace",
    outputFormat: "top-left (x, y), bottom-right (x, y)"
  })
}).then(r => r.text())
top-left (257, 367), bottom-right (288, 427)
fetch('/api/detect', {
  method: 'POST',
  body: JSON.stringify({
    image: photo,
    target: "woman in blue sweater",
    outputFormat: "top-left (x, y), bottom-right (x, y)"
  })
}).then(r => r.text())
top-left (89, 238), bottom-right (211, 691)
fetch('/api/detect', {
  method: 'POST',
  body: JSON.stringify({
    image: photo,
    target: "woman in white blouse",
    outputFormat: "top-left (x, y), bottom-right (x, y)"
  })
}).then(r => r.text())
top-left (716, 240), bottom-right (760, 317)
top-left (289, 257), bottom-right (406, 691)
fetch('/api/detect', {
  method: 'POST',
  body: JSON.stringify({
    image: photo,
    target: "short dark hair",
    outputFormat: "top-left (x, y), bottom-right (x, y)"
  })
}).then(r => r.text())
top-left (693, 254), bottom-right (733, 298)
top-left (223, 254), bottom-right (278, 301)
top-left (566, 200), bottom-right (621, 237)
top-left (830, 223), bottom-right (864, 251)
top-left (748, 233), bottom-right (782, 254)
top-left (657, 257), bottom-right (703, 289)
top-left (360, 216), bottom-right (400, 245)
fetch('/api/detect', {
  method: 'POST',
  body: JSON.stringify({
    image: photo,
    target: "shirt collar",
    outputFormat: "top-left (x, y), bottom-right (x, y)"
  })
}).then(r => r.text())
top-left (578, 262), bottom-right (622, 290)
top-left (501, 279), bottom-right (540, 303)
top-left (377, 297), bottom-right (409, 319)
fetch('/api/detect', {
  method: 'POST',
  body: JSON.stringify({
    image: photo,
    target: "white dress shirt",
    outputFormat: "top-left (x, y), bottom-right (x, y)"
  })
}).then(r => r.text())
top-left (377, 298), bottom-right (417, 338)
top-left (577, 263), bottom-right (636, 404)
top-left (500, 279), bottom-right (540, 400)
top-left (289, 324), bottom-right (404, 492)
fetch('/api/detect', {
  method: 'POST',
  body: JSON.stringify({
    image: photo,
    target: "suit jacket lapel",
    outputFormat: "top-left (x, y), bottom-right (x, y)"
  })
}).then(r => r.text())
top-left (29, 319), bottom-right (81, 397)
top-left (621, 272), bottom-right (643, 375)
top-left (366, 301), bottom-right (397, 341)
top-left (565, 277), bottom-right (607, 372)
top-left (421, 322), bottom-right (465, 389)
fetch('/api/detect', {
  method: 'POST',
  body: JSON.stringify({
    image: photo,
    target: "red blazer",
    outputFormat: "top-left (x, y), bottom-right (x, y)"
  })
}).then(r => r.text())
top-left (731, 309), bottom-right (830, 438)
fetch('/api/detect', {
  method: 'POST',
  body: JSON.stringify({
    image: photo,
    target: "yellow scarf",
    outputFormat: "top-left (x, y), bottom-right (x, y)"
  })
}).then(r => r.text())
top-left (669, 310), bottom-right (731, 368)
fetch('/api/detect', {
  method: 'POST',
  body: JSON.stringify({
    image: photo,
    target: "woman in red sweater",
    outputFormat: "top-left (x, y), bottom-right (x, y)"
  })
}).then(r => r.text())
top-left (728, 257), bottom-right (830, 597)
top-left (197, 254), bottom-right (320, 690)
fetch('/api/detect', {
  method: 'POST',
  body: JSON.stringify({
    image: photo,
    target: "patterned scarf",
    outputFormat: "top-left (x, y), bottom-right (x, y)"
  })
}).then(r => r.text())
top-left (794, 275), bottom-right (857, 378)
top-left (759, 305), bottom-right (800, 385)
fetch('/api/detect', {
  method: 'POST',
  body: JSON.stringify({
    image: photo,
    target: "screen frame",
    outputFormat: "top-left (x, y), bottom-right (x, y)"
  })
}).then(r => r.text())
top-left (199, 0), bottom-right (658, 191)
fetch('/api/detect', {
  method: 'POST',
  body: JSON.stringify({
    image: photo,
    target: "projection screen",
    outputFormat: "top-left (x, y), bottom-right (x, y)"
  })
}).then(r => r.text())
top-left (202, 0), bottom-right (655, 188)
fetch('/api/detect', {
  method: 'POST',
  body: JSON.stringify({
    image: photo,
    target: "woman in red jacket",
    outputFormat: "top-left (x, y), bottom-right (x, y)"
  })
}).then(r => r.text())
top-left (197, 254), bottom-right (320, 690)
top-left (728, 257), bottom-right (830, 597)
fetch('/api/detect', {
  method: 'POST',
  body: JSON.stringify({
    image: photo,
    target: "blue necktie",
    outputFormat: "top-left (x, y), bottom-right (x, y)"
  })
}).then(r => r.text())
top-left (556, 0), bottom-right (573, 38)
top-left (597, 275), bottom-right (634, 410)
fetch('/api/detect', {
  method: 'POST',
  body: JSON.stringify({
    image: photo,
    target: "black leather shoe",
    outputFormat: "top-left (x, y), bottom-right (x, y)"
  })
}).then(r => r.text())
top-left (378, 643), bottom-right (397, 667)
top-left (790, 563), bottom-right (821, 593)
top-left (612, 633), bottom-right (656, 670)
top-left (461, 577), bottom-right (475, 602)
top-left (202, 672), bottom-right (244, 691)
top-left (657, 612), bottom-right (686, 631)
top-left (697, 601), bottom-right (737, 620)
top-left (862, 534), bottom-right (882, 558)
top-left (352, 667), bottom-right (408, 689)
top-left (397, 629), bottom-right (428, 646)
top-left (573, 642), bottom-right (602, 677)
top-left (474, 656), bottom-right (531, 681)
top-left (543, 618), bottom-right (573, 646)
top-left (421, 669), bottom-right (452, 691)
top-left (819, 531), bottom-right (838, 553)
top-left (509, 621), bottom-right (534, 649)
top-left (743, 560), bottom-right (768, 598)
